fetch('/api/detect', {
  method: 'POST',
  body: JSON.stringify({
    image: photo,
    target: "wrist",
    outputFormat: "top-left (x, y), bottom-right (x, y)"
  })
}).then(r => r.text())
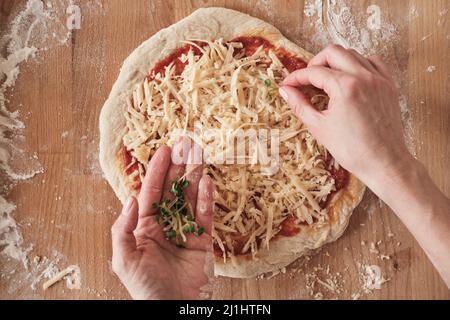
top-left (356, 148), bottom-right (417, 190)
top-left (358, 153), bottom-right (422, 204)
top-left (361, 154), bottom-right (438, 221)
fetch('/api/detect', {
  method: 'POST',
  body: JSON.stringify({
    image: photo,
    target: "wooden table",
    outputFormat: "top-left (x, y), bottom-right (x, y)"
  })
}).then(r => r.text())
top-left (0, 0), bottom-right (448, 299)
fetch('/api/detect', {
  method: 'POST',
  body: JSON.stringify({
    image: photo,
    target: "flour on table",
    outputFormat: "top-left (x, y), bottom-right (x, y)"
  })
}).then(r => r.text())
top-left (409, 3), bottom-right (419, 21)
top-left (426, 65), bottom-right (436, 73)
top-left (359, 264), bottom-right (390, 294)
top-left (302, 0), bottom-right (397, 54)
top-left (29, 251), bottom-right (80, 291)
top-left (0, 0), bottom-right (79, 295)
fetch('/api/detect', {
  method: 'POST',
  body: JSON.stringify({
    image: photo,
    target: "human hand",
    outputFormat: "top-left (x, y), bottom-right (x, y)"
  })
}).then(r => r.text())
top-left (279, 44), bottom-right (415, 184)
top-left (111, 138), bottom-right (214, 300)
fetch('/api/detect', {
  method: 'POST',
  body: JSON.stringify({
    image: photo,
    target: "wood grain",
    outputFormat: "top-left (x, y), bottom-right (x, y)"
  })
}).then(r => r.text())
top-left (0, 0), bottom-right (448, 299)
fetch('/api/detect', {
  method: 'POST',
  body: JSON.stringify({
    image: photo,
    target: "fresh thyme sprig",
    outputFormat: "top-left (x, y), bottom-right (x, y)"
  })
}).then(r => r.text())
top-left (153, 177), bottom-right (205, 247)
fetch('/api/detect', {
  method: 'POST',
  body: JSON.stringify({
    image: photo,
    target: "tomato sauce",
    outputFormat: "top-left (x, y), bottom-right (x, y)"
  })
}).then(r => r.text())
top-left (122, 145), bottom-right (142, 191)
top-left (147, 41), bottom-right (207, 79)
top-left (232, 36), bottom-right (307, 72)
top-left (279, 215), bottom-right (301, 236)
top-left (319, 157), bottom-right (349, 209)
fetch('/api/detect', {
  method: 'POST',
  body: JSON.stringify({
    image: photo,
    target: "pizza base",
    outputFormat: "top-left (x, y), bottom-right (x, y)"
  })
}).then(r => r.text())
top-left (99, 7), bottom-right (366, 278)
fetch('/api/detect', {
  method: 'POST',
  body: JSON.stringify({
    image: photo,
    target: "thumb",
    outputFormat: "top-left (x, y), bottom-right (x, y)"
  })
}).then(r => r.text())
top-left (112, 197), bottom-right (139, 258)
top-left (279, 85), bottom-right (321, 126)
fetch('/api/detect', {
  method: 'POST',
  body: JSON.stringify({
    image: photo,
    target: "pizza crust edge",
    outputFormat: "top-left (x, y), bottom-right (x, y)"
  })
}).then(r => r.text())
top-left (99, 7), bottom-right (366, 278)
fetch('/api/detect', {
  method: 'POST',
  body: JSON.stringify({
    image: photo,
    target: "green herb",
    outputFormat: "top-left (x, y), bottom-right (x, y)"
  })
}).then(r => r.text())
top-left (263, 78), bottom-right (278, 101)
top-left (183, 223), bottom-right (196, 233)
top-left (165, 230), bottom-right (177, 239)
top-left (196, 227), bottom-right (206, 236)
top-left (154, 177), bottom-right (206, 246)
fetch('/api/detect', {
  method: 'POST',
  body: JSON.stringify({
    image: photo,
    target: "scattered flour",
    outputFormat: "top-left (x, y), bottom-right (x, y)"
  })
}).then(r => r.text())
top-left (29, 251), bottom-right (80, 291)
top-left (302, 0), bottom-right (397, 54)
top-left (0, 0), bottom-right (50, 271)
top-left (0, 0), bottom-right (80, 296)
top-left (409, 3), bottom-right (419, 21)
top-left (426, 65), bottom-right (436, 73)
top-left (360, 264), bottom-right (390, 294)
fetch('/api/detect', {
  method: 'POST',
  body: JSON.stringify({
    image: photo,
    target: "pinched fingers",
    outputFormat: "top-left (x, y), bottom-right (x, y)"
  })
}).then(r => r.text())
top-left (282, 65), bottom-right (340, 96)
top-left (161, 137), bottom-right (191, 201)
top-left (308, 44), bottom-right (368, 74)
top-left (279, 85), bottom-right (322, 127)
top-left (368, 55), bottom-right (393, 80)
top-left (348, 49), bottom-right (378, 74)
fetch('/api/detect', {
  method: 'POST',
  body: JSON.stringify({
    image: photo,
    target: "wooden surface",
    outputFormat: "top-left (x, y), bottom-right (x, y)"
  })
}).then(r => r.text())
top-left (0, 0), bottom-right (449, 299)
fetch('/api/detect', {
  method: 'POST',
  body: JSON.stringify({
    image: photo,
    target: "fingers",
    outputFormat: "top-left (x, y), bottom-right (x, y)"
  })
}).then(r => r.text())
top-left (348, 49), bottom-right (378, 73)
top-left (279, 86), bottom-right (322, 126)
top-left (138, 146), bottom-right (171, 218)
top-left (162, 137), bottom-right (190, 200)
top-left (308, 44), bottom-right (368, 74)
top-left (368, 55), bottom-right (393, 80)
top-left (184, 143), bottom-right (204, 212)
top-left (195, 175), bottom-right (215, 235)
top-left (111, 197), bottom-right (139, 262)
top-left (282, 65), bottom-right (340, 96)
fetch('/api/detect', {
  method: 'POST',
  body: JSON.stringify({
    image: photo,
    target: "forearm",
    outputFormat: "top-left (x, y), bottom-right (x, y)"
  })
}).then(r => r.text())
top-left (361, 157), bottom-right (450, 288)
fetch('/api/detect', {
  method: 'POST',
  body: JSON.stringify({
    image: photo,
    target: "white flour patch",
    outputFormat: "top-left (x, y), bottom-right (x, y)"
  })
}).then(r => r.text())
top-left (399, 94), bottom-right (416, 156)
top-left (359, 264), bottom-right (390, 293)
top-left (64, 265), bottom-right (81, 289)
top-left (302, 0), bottom-right (398, 57)
top-left (304, 3), bottom-right (317, 17)
top-left (256, 0), bottom-right (274, 20)
top-left (409, 3), bottom-right (419, 21)
top-left (426, 65), bottom-right (436, 73)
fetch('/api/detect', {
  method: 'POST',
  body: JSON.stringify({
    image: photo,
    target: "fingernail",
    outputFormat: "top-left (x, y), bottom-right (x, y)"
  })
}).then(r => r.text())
top-left (187, 143), bottom-right (203, 165)
top-left (123, 197), bottom-right (134, 215)
top-left (172, 136), bottom-right (190, 165)
top-left (279, 87), bottom-right (289, 102)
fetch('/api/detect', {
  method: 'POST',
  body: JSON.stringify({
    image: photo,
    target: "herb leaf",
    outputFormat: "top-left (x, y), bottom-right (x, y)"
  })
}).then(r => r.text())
top-left (153, 177), bottom-right (205, 247)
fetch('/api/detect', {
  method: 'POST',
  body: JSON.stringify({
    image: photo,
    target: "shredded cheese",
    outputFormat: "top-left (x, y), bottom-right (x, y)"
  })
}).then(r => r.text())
top-left (122, 38), bottom-right (337, 260)
top-left (42, 266), bottom-right (77, 290)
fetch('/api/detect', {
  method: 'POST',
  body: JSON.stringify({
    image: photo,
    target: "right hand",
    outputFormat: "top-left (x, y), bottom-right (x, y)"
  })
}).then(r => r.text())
top-left (279, 44), bottom-right (414, 183)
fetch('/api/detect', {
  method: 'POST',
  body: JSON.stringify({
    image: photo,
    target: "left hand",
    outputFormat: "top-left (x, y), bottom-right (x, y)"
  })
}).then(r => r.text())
top-left (111, 137), bottom-right (214, 300)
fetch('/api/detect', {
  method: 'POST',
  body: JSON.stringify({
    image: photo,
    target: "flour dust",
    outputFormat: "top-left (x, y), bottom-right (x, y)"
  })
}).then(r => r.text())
top-left (0, 0), bottom-right (79, 295)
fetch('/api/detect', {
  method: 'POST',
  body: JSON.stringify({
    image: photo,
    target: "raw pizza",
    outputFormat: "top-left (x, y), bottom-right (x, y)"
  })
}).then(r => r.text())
top-left (99, 7), bottom-right (366, 278)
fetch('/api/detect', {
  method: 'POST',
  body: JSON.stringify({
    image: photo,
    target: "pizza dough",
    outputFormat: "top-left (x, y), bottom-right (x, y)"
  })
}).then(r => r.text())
top-left (99, 7), bottom-right (366, 278)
